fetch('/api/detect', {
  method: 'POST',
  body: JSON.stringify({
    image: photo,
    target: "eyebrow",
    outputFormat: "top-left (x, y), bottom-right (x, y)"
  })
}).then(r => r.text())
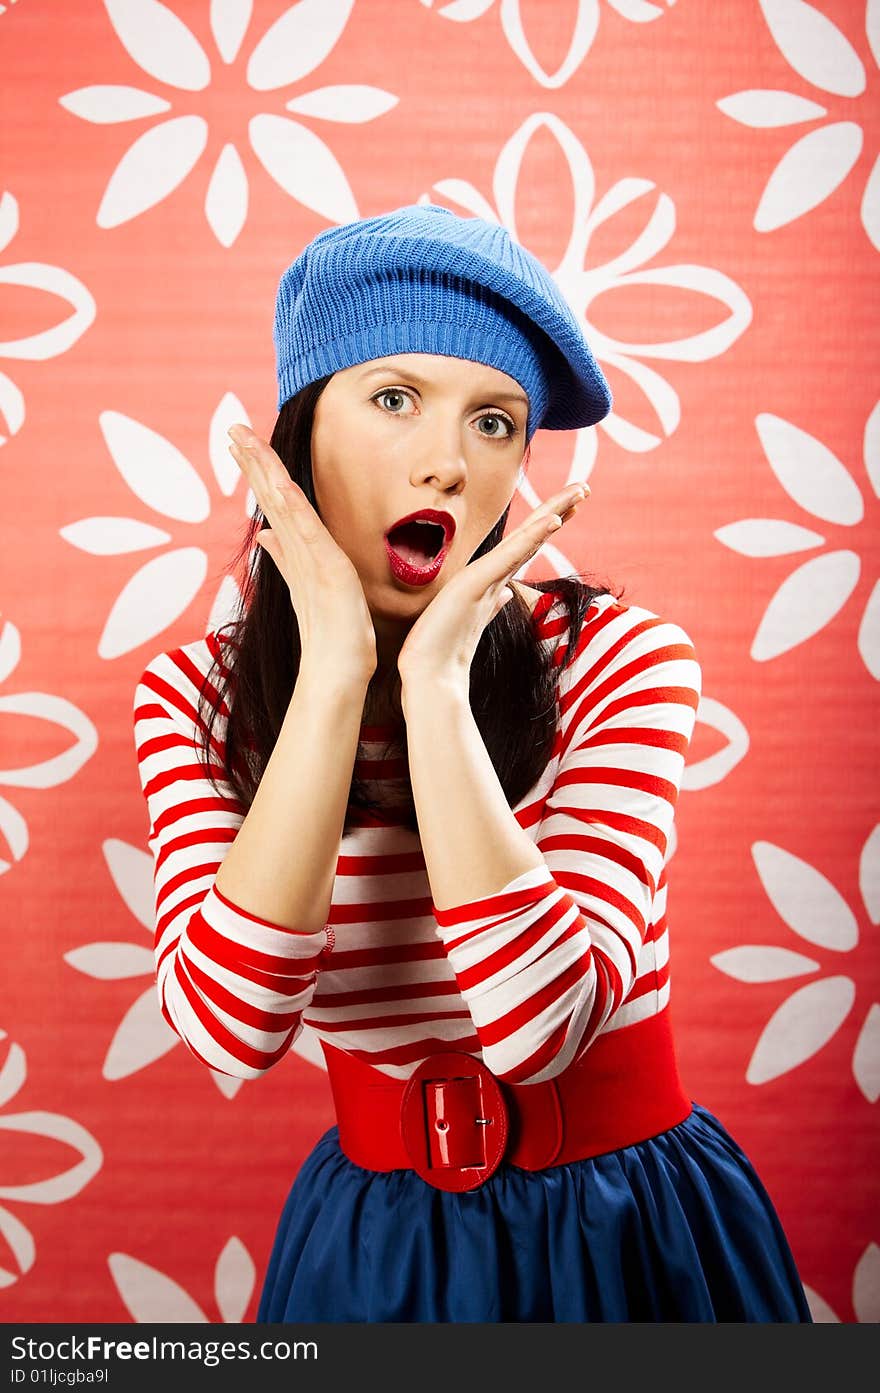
top-left (359, 361), bottom-right (529, 408)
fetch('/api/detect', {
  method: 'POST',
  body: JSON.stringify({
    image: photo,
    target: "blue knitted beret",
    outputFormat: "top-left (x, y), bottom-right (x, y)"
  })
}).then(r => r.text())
top-left (273, 203), bottom-right (612, 442)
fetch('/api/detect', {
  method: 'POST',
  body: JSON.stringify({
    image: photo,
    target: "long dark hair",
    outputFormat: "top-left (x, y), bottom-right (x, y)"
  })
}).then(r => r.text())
top-left (198, 377), bottom-right (624, 835)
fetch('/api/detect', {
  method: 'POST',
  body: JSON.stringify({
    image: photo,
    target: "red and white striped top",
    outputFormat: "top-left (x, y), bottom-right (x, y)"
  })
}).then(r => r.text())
top-left (132, 590), bottom-right (701, 1085)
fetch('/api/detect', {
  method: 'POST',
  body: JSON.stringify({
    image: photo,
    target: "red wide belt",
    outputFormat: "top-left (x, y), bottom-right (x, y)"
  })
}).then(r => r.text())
top-left (321, 1007), bottom-right (692, 1192)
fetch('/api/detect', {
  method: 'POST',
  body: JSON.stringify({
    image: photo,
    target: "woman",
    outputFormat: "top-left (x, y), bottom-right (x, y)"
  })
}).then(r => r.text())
top-left (132, 203), bottom-right (813, 1322)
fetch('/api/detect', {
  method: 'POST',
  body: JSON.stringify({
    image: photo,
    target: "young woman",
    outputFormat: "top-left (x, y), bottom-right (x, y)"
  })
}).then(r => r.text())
top-left (133, 204), bottom-right (813, 1323)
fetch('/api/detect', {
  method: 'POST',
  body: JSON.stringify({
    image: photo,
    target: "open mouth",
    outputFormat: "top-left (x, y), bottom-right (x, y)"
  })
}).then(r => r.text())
top-left (385, 519), bottom-right (448, 567)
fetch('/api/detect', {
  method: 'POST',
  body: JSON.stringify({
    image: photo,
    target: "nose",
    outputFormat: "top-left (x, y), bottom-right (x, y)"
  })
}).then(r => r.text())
top-left (410, 420), bottom-right (468, 495)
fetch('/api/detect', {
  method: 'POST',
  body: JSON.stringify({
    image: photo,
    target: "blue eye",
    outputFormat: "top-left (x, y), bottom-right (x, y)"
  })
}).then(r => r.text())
top-left (371, 388), bottom-right (518, 439)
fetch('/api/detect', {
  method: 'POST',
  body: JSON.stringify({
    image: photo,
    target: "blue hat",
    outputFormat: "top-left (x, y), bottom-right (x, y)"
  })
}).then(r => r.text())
top-left (273, 203), bottom-right (612, 442)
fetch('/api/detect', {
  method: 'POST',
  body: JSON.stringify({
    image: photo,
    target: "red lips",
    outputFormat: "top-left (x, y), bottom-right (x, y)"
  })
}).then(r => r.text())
top-left (384, 508), bottom-right (456, 545)
top-left (383, 509), bottom-right (455, 588)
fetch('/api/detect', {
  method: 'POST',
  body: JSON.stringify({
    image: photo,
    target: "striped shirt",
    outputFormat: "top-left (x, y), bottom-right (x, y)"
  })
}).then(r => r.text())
top-left (132, 590), bottom-right (701, 1085)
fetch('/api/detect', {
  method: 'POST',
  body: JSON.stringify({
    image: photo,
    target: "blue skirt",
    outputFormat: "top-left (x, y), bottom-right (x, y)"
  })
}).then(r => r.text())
top-left (255, 1101), bottom-right (813, 1323)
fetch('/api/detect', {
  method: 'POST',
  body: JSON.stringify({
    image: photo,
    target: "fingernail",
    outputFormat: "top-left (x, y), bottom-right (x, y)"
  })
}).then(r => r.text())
top-left (228, 424), bottom-right (253, 445)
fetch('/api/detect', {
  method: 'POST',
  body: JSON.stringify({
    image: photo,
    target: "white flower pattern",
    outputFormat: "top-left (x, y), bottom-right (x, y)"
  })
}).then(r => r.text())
top-left (0, 191), bottom-right (95, 445)
top-left (424, 111), bottom-right (752, 492)
top-left (718, 0), bottom-right (880, 248)
top-left (714, 404), bottom-right (880, 679)
top-left (59, 0), bottom-right (398, 244)
top-left (60, 394), bottom-right (256, 657)
top-left (419, 0), bottom-right (678, 90)
top-left (0, 1029), bottom-right (103, 1290)
top-left (109, 1235), bottom-right (256, 1321)
top-left (711, 829), bottom-right (880, 1101)
top-left (0, 618), bottom-right (98, 875)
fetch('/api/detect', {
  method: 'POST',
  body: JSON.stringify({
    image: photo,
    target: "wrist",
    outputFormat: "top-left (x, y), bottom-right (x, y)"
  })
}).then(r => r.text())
top-left (297, 659), bottom-right (374, 702)
top-left (400, 669), bottom-right (470, 713)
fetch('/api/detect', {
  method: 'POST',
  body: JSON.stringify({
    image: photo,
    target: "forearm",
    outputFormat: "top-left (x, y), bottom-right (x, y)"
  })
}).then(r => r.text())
top-left (401, 679), bottom-right (546, 912)
top-left (215, 661), bottom-right (370, 934)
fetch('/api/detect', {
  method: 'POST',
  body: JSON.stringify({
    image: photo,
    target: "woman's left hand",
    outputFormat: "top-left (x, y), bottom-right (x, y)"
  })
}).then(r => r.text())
top-left (396, 482), bottom-right (590, 689)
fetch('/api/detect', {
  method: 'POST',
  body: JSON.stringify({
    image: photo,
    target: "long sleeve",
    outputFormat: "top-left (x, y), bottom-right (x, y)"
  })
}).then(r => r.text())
top-left (132, 638), bottom-right (332, 1080)
top-left (430, 604), bottom-right (701, 1085)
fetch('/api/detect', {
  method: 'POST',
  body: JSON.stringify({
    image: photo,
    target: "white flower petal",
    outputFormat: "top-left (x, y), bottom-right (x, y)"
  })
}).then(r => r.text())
top-left (430, 180), bottom-right (498, 221)
top-left (215, 1236), bottom-right (256, 1324)
top-left (865, 399), bottom-right (880, 502)
top-left (607, 0), bottom-right (676, 16)
top-left (753, 840), bottom-right (859, 950)
top-left (206, 573), bottom-right (243, 638)
top-left (63, 942), bottom-right (154, 981)
top-left (755, 122), bottom-right (863, 232)
top-left (803, 1283), bottom-right (839, 1322)
top-left (99, 548), bottom-right (208, 659)
top-left (853, 1242), bottom-right (880, 1322)
top-left (0, 1112), bottom-right (102, 1203)
top-left (249, 114), bottom-right (358, 222)
top-left (205, 143), bottom-right (249, 248)
top-left (758, 0), bottom-right (866, 96)
top-left (424, 0), bottom-right (495, 19)
top-left (497, 0), bottom-right (598, 90)
top-left (0, 369), bottom-right (25, 444)
top-left (869, 0), bottom-right (880, 70)
top-left (862, 151), bottom-right (880, 254)
top-left (0, 1041), bottom-right (26, 1109)
top-left (491, 113), bottom-right (596, 270)
top-left (58, 84), bottom-right (172, 123)
top-left (860, 823), bottom-right (880, 925)
top-left (104, 0), bottom-right (211, 91)
top-left (0, 793), bottom-right (28, 868)
top-left (594, 351), bottom-right (679, 439)
top-left (0, 1205), bottom-right (35, 1284)
top-left (746, 975), bottom-right (855, 1084)
top-left (569, 420), bottom-right (600, 480)
top-left (211, 0), bottom-right (253, 64)
top-left (858, 579), bottom-right (880, 680)
top-left (99, 410), bottom-right (211, 523)
top-left (756, 412), bottom-right (863, 524)
top-left (716, 88), bottom-right (827, 127)
top-left (0, 620), bottom-right (21, 685)
top-left (107, 1252), bottom-right (207, 1322)
top-left (0, 263), bottom-right (96, 360)
top-left (247, 0), bottom-right (355, 91)
top-left (598, 409), bottom-right (661, 453)
top-left (0, 190), bottom-right (19, 255)
top-left (0, 693), bottom-right (98, 789)
top-left (285, 84), bottom-right (398, 122)
top-left (582, 180), bottom-right (661, 280)
top-left (104, 837), bottom-right (156, 931)
top-left (103, 987), bottom-right (180, 1080)
top-left (59, 517), bottom-right (172, 555)
top-left (602, 261), bottom-right (753, 362)
top-left (97, 116), bottom-right (208, 229)
top-left (714, 518), bottom-right (824, 557)
top-left (711, 945), bottom-right (820, 983)
top-left (852, 1005), bottom-right (880, 1104)
top-left (752, 551), bottom-right (860, 660)
top-left (209, 394), bottom-right (251, 497)
top-left (679, 695), bottom-right (748, 793)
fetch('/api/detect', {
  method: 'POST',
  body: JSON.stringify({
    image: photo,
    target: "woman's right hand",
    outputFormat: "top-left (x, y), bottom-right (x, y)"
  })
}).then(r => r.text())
top-left (228, 424), bottom-right (377, 683)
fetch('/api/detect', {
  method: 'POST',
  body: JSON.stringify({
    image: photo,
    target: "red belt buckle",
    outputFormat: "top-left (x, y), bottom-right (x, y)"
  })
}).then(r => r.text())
top-left (400, 1053), bottom-right (509, 1192)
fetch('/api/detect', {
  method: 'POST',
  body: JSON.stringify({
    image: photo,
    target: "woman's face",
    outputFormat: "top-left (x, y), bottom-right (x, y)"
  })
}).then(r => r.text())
top-left (310, 353), bottom-right (529, 624)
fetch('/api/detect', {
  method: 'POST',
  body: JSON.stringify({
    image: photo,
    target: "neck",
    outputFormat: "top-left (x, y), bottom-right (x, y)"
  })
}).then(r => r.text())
top-left (362, 664), bottom-right (403, 727)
